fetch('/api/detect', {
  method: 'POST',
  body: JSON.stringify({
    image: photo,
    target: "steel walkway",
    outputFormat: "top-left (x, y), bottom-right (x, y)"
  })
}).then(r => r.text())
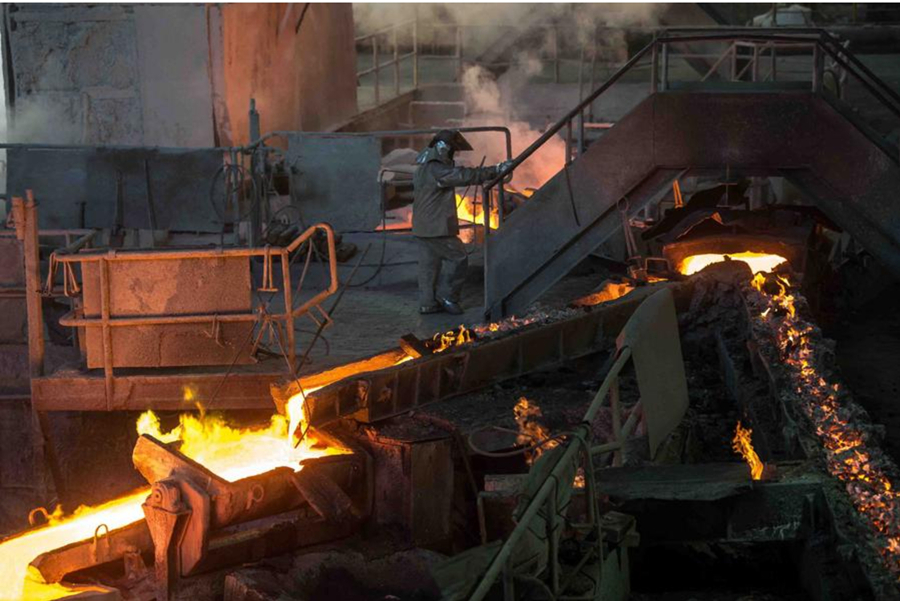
top-left (482, 29), bottom-right (900, 319)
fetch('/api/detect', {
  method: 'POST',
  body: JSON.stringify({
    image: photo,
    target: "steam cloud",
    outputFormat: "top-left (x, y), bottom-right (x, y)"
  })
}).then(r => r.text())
top-left (354, 3), bottom-right (663, 191)
top-left (460, 63), bottom-right (566, 191)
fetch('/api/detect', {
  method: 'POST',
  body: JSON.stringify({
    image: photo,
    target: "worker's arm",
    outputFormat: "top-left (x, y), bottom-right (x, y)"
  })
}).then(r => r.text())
top-left (432, 163), bottom-right (501, 188)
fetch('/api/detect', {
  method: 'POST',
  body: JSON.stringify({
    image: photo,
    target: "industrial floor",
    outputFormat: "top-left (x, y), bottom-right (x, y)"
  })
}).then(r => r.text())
top-left (288, 232), bottom-right (608, 372)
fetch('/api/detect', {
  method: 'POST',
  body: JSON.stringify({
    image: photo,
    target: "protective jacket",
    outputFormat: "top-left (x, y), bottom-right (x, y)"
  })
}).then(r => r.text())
top-left (412, 146), bottom-right (500, 237)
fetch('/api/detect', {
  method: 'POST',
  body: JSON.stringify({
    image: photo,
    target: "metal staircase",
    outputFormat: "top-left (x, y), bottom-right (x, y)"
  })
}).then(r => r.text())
top-left (481, 29), bottom-right (900, 319)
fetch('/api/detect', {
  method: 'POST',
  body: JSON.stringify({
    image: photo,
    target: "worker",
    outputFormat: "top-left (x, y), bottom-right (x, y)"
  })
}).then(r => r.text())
top-left (413, 129), bottom-right (511, 315)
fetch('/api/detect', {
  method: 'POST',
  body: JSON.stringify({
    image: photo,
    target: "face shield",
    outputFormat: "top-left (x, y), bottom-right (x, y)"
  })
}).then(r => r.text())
top-left (434, 140), bottom-right (454, 161)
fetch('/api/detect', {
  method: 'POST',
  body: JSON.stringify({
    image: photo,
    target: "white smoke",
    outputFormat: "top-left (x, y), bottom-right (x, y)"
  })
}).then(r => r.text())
top-left (355, 3), bottom-right (664, 191)
top-left (460, 63), bottom-right (566, 192)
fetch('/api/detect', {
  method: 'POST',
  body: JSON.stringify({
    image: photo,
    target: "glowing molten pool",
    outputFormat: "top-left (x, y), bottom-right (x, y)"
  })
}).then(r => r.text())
top-left (678, 252), bottom-right (787, 276)
top-left (0, 388), bottom-right (340, 600)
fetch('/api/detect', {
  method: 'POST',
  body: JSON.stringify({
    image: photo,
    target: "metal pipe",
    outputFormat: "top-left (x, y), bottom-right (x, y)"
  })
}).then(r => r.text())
top-left (553, 25), bottom-right (560, 84)
top-left (812, 44), bottom-right (822, 93)
top-left (412, 19), bottom-right (419, 88)
top-left (281, 253), bottom-right (296, 370)
top-left (354, 18), bottom-right (416, 43)
top-left (393, 27), bottom-right (400, 97)
top-left (99, 256), bottom-right (114, 409)
top-left (59, 311), bottom-right (262, 328)
top-left (661, 41), bottom-right (669, 90)
top-left (455, 25), bottom-right (463, 80)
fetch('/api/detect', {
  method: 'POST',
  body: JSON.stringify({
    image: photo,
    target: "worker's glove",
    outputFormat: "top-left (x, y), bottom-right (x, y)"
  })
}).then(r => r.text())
top-left (496, 160), bottom-right (514, 175)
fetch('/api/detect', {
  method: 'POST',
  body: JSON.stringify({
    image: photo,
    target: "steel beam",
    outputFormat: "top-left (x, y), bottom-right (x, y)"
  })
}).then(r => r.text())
top-left (485, 91), bottom-right (900, 318)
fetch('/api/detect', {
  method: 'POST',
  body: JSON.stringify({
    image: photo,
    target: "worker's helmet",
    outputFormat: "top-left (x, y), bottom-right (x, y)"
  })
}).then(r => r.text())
top-left (428, 129), bottom-right (473, 152)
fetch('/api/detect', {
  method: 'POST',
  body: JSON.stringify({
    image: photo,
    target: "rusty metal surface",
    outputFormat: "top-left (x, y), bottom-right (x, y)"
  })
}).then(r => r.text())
top-left (80, 256), bottom-right (252, 368)
top-left (30, 520), bottom-right (153, 584)
top-left (410, 438), bottom-right (454, 547)
top-left (30, 432), bottom-right (370, 589)
top-left (286, 134), bottom-right (383, 232)
top-left (30, 368), bottom-right (285, 411)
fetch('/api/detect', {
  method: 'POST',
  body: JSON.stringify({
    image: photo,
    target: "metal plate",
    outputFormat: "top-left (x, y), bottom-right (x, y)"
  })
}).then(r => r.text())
top-left (616, 288), bottom-right (689, 459)
top-left (80, 256), bottom-right (252, 368)
top-left (287, 134), bottom-right (383, 232)
top-left (7, 146), bottom-right (225, 232)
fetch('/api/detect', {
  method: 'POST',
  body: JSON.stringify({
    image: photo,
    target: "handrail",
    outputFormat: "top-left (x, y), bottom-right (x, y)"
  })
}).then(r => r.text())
top-left (483, 38), bottom-right (658, 191)
top-left (484, 29), bottom-right (900, 194)
top-left (818, 30), bottom-right (900, 107)
top-left (467, 346), bottom-right (633, 601)
top-left (354, 18), bottom-right (417, 43)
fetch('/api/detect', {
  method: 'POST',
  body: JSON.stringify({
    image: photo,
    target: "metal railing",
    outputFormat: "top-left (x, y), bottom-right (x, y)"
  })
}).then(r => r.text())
top-left (481, 28), bottom-right (900, 232)
top-left (43, 220), bottom-right (338, 408)
top-left (355, 19), bottom-right (418, 107)
top-left (467, 288), bottom-right (679, 600)
top-left (355, 20), bottom-right (573, 109)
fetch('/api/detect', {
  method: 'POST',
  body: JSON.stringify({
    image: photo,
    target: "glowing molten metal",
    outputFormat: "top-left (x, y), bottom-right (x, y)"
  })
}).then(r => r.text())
top-left (679, 252), bottom-right (787, 276)
top-left (0, 390), bottom-right (342, 600)
top-left (732, 421), bottom-right (764, 480)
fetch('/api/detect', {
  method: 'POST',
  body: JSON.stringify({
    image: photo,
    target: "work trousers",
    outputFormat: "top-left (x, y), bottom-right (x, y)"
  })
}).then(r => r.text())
top-left (416, 235), bottom-right (468, 306)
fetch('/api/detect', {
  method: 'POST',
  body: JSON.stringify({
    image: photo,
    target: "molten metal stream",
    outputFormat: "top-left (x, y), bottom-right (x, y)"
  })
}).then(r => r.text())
top-left (0, 313), bottom-right (535, 599)
top-left (0, 389), bottom-right (339, 600)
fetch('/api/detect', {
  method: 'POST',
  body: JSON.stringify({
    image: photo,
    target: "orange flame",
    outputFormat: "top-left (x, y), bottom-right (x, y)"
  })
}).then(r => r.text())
top-left (431, 325), bottom-right (475, 353)
top-left (456, 194), bottom-right (498, 229)
top-left (0, 386), bottom-right (344, 599)
top-left (732, 421), bottom-right (764, 480)
top-left (513, 397), bottom-right (558, 464)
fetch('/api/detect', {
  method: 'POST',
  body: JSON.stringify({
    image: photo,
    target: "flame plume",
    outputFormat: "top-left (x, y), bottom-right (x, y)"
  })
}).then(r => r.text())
top-left (513, 397), bottom-right (559, 464)
top-left (732, 421), bottom-right (764, 480)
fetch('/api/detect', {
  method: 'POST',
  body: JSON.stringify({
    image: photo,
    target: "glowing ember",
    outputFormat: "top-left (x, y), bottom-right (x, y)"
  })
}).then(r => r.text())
top-left (473, 314), bottom-right (540, 336)
top-left (573, 280), bottom-right (635, 307)
top-left (732, 421), bottom-right (764, 480)
top-left (679, 252), bottom-right (787, 276)
top-left (748, 272), bottom-right (900, 574)
top-left (0, 387), bottom-right (344, 599)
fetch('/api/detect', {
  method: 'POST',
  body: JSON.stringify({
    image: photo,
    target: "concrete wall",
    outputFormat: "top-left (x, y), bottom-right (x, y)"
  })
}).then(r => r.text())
top-left (220, 4), bottom-right (358, 146)
top-left (2, 4), bottom-right (215, 146)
